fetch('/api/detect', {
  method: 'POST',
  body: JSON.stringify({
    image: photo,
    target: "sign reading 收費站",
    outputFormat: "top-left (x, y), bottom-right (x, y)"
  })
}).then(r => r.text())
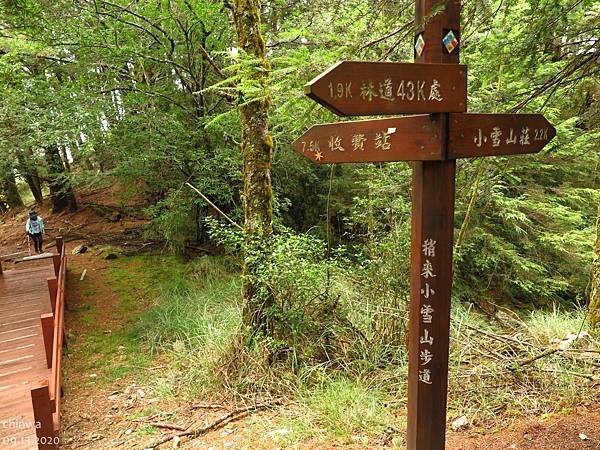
top-left (292, 115), bottom-right (445, 163)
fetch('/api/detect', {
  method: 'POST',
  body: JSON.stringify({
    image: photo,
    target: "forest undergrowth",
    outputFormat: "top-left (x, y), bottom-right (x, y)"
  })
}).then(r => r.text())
top-left (102, 252), bottom-right (600, 447)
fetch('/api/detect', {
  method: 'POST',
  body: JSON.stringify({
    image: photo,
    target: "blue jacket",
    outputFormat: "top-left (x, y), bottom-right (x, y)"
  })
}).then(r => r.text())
top-left (25, 217), bottom-right (45, 235)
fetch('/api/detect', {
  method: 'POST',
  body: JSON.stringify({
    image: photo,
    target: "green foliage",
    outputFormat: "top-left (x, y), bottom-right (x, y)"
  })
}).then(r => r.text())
top-left (276, 378), bottom-right (393, 444)
top-left (205, 216), bottom-right (244, 252)
top-left (247, 231), bottom-right (346, 363)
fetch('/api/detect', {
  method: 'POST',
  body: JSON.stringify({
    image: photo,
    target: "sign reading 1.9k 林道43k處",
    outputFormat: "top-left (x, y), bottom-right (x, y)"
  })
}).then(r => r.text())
top-left (305, 61), bottom-right (467, 116)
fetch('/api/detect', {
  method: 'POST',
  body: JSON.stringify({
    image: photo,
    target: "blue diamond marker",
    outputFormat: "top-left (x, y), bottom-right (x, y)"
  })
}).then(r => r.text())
top-left (443, 30), bottom-right (458, 53)
top-left (415, 34), bottom-right (425, 57)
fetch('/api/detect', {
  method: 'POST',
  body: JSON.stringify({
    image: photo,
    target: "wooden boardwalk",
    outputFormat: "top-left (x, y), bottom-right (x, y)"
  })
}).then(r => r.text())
top-left (0, 258), bottom-right (59, 449)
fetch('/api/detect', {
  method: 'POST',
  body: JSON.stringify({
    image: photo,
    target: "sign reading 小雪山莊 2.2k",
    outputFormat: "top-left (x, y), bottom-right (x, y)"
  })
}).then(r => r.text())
top-left (448, 113), bottom-right (557, 158)
top-left (305, 61), bottom-right (467, 116)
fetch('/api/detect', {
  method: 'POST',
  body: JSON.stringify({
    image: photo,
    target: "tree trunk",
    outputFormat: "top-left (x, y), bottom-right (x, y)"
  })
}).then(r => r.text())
top-left (589, 197), bottom-right (600, 329)
top-left (2, 169), bottom-right (24, 208)
top-left (45, 145), bottom-right (78, 213)
top-left (454, 160), bottom-right (487, 260)
top-left (17, 149), bottom-right (43, 204)
top-left (233, 0), bottom-right (275, 337)
top-left (59, 144), bottom-right (71, 172)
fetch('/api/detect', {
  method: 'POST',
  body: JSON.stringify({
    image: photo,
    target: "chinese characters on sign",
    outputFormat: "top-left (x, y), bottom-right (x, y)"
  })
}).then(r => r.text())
top-left (448, 113), bottom-right (557, 158)
top-left (291, 115), bottom-right (445, 164)
top-left (305, 61), bottom-right (467, 116)
top-left (329, 78), bottom-right (446, 103)
top-left (300, 129), bottom-right (397, 160)
top-left (473, 126), bottom-right (549, 148)
top-left (418, 238), bottom-right (437, 385)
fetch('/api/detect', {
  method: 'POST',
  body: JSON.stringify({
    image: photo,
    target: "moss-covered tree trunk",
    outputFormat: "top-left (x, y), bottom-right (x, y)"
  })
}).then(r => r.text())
top-left (2, 169), bottom-right (23, 208)
top-left (45, 145), bottom-right (78, 213)
top-left (17, 149), bottom-right (43, 204)
top-left (232, 0), bottom-right (275, 337)
top-left (590, 196), bottom-right (600, 328)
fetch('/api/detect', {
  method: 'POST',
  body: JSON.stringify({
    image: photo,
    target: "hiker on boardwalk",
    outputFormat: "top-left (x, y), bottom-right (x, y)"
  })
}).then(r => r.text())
top-left (25, 209), bottom-right (45, 254)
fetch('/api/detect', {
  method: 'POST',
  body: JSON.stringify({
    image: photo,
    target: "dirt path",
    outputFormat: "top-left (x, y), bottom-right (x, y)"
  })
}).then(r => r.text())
top-left (446, 405), bottom-right (600, 449)
top-left (59, 245), bottom-right (181, 449)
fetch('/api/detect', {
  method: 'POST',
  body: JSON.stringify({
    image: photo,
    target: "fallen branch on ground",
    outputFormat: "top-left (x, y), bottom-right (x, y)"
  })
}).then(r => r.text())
top-left (513, 348), bottom-right (559, 367)
top-left (146, 400), bottom-right (284, 449)
top-left (465, 324), bottom-right (537, 348)
top-left (148, 422), bottom-right (187, 431)
top-left (540, 368), bottom-right (595, 381)
top-left (186, 182), bottom-right (242, 231)
top-left (191, 403), bottom-right (227, 410)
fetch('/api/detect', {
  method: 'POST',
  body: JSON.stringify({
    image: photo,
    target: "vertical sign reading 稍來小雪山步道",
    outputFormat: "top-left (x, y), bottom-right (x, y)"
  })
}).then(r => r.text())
top-left (417, 238), bottom-right (436, 386)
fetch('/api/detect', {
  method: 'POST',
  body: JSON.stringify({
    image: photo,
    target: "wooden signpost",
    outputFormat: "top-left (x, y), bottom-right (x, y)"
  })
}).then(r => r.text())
top-left (292, 1), bottom-right (556, 449)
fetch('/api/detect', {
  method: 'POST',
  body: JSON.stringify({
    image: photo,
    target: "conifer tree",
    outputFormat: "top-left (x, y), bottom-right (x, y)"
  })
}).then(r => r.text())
top-left (232, 0), bottom-right (275, 337)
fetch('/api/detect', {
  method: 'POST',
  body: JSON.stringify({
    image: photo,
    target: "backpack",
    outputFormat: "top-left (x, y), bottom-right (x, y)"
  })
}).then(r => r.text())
top-left (30, 218), bottom-right (41, 234)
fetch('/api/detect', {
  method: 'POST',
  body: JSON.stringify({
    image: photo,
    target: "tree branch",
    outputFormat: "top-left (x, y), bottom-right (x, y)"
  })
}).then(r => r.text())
top-left (99, 87), bottom-right (189, 111)
top-left (186, 182), bottom-right (242, 231)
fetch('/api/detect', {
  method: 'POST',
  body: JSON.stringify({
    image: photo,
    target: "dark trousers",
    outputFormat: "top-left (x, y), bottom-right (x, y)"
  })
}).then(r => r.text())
top-left (29, 233), bottom-right (43, 253)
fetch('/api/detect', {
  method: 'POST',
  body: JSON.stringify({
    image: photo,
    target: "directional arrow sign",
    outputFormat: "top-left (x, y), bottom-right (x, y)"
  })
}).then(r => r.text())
top-left (448, 113), bottom-right (557, 158)
top-left (305, 61), bottom-right (467, 116)
top-left (292, 115), bottom-right (444, 164)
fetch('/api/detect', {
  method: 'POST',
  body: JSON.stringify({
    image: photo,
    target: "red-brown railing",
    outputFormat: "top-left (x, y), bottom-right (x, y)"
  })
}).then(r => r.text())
top-left (32, 236), bottom-right (67, 449)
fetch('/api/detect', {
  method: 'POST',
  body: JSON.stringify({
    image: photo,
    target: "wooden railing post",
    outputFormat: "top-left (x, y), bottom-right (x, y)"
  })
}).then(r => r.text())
top-left (41, 314), bottom-right (54, 369)
top-left (52, 254), bottom-right (60, 278)
top-left (47, 278), bottom-right (58, 314)
top-left (0, 258), bottom-right (3, 275)
top-left (55, 236), bottom-right (64, 255)
top-left (31, 382), bottom-right (59, 450)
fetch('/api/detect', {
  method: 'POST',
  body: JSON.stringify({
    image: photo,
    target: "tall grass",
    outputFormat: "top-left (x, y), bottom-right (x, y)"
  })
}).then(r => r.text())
top-left (252, 376), bottom-right (395, 447)
top-left (106, 252), bottom-right (598, 445)
top-left (446, 302), bottom-right (598, 427)
top-left (140, 256), bottom-right (242, 397)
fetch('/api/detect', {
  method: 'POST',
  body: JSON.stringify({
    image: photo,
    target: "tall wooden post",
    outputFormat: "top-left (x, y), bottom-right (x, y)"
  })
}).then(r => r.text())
top-left (407, 1), bottom-right (460, 449)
